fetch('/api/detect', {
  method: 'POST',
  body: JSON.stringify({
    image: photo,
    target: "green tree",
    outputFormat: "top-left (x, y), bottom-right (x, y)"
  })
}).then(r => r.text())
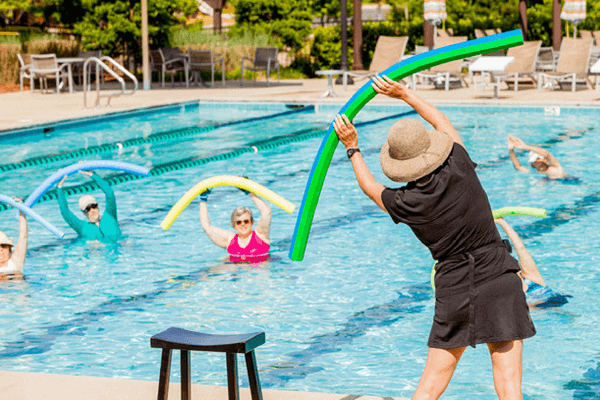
top-left (229, 0), bottom-right (313, 55)
top-left (73, 0), bottom-right (196, 61)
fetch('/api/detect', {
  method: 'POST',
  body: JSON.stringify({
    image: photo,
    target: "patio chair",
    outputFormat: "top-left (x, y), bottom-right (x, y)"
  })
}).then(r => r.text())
top-left (187, 49), bottom-right (225, 87)
top-left (73, 50), bottom-right (102, 86)
top-left (241, 47), bottom-right (279, 87)
top-left (151, 48), bottom-right (189, 88)
top-left (437, 28), bottom-right (453, 38)
top-left (593, 31), bottom-right (600, 46)
top-left (342, 35), bottom-right (408, 91)
top-left (537, 37), bottom-right (594, 92)
top-left (414, 36), bottom-right (469, 91)
top-left (491, 40), bottom-right (542, 92)
top-left (17, 53), bottom-right (34, 92)
top-left (30, 54), bottom-right (69, 94)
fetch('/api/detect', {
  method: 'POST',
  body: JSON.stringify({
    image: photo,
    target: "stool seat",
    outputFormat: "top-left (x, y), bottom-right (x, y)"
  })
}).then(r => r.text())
top-left (150, 327), bottom-right (265, 400)
top-left (151, 327), bottom-right (265, 353)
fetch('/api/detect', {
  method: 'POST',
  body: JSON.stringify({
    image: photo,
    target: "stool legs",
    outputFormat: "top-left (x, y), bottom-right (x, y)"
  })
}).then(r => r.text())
top-left (226, 353), bottom-right (239, 400)
top-left (181, 350), bottom-right (191, 400)
top-left (245, 351), bottom-right (263, 400)
top-left (158, 349), bottom-right (172, 400)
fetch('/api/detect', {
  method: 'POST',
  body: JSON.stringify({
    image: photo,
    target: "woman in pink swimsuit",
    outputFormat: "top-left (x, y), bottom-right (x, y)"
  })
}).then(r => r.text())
top-left (199, 189), bottom-right (271, 263)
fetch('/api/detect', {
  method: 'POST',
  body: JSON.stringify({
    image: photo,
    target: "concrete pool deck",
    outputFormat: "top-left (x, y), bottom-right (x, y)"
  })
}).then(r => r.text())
top-left (1, 77), bottom-right (599, 132)
top-left (0, 370), bottom-right (409, 400)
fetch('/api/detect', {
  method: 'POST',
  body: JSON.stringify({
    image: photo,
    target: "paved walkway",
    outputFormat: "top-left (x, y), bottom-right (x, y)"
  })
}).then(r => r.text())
top-left (0, 370), bottom-right (407, 400)
top-left (1, 77), bottom-right (599, 133)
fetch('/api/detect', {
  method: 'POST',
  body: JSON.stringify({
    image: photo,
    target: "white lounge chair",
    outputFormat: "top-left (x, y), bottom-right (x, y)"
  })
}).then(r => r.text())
top-left (537, 37), bottom-right (594, 92)
top-left (342, 36), bottom-right (408, 91)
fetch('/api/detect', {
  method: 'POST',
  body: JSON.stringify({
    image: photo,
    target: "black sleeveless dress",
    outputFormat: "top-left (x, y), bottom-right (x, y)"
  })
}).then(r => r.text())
top-left (381, 143), bottom-right (536, 348)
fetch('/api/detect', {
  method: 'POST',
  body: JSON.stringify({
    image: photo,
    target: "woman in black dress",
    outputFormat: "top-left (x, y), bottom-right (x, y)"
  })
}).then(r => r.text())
top-left (333, 75), bottom-right (535, 400)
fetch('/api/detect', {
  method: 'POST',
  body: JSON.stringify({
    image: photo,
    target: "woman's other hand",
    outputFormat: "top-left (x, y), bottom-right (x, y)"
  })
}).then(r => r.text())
top-left (333, 114), bottom-right (358, 149)
top-left (372, 75), bottom-right (409, 100)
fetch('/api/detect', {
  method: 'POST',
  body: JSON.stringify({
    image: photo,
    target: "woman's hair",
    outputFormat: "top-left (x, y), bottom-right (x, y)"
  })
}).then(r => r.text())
top-left (230, 207), bottom-right (253, 227)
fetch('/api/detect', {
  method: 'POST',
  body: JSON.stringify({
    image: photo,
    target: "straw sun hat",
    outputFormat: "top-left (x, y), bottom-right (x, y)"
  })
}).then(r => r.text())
top-left (380, 119), bottom-right (454, 183)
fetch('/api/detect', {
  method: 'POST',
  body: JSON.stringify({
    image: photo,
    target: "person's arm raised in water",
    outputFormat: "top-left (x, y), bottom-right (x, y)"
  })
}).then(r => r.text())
top-left (198, 189), bottom-right (235, 249)
top-left (495, 217), bottom-right (545, 287)
top-left (371, 75), bottom-right (464, 148)
top-left (10, 198), bottom-right (28, 271)
top-left (248, 192), bottom-right (271, 243)
top-left (508, 136), bottom-right (531, 173)
top-left (333, 114), bottom-right (387, 213)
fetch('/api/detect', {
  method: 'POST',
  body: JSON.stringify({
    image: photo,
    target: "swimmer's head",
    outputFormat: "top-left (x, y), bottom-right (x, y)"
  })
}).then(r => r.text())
top-left (528, 151), bottom-right (548, 171)
top-left (380, 119), bottom-right (453, 182)
top-left (0, 231), bottom-right (13, 257)
top-left (231, 207), bottom-right (254, 236)
top-left (79, 194), bottom-right (100, 223)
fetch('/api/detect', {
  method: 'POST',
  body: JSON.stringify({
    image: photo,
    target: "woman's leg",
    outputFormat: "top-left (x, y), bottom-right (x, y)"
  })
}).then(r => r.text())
top-left (487, 340), bottom-right (524, 400)
top-left (412, 346), bottom-right (466, 400)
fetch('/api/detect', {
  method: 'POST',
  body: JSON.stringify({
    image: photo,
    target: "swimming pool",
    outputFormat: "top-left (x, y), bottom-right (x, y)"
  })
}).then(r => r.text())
top-left (1, 101), bottom-right (600, 399)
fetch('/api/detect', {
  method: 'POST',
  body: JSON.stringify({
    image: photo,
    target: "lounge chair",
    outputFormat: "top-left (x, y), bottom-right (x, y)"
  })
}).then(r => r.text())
top-left (342, 35), bottom-right (408, 91)
top-left (30, 54), bottom-right (69, 94)
top-left (241, 48), bottom-right (279, 87)
top-left (536, 47), bottom-right (559, 72)
top-left (485, 29), bottom-right (501, 36)
top-left (474, 29), bottom-right (486, 39)
top-left (537, 37), bottom-right (594, 92)
top-left (414, 36), bottom-right (469, 91)
top-left (593, 31), bottom-right (600, 46)
top-left (580, 30), bottom-right (593, 41)
top-left (187, 49), bottom-right (225, 87)
top-left (491, 40), bottom-right (542, 92)
top-left (17, 53), bottom-right (34, 92)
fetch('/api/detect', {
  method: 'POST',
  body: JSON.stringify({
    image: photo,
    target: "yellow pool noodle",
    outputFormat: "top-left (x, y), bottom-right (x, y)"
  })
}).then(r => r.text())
top-left (160, 175), bottom-right (295, 230)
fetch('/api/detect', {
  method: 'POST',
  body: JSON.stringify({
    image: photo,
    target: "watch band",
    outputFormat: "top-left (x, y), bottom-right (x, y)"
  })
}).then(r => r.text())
top-left (347, 148), bottom-right (361, 159)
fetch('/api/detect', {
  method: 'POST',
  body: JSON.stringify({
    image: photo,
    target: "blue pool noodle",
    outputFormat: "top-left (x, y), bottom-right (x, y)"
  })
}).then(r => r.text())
top-left (0, 194), bottom-right (66, 238)
top-left (24, 160), bottom-right (150, 208)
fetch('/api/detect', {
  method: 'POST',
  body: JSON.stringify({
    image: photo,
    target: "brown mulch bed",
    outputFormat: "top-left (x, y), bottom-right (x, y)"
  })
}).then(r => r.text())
top-left (0, 83), bottom-right (27, 93)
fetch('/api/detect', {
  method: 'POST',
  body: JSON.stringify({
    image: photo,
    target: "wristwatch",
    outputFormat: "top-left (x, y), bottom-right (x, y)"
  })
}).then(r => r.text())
top-left (347, 148), bottom-right (361, 159)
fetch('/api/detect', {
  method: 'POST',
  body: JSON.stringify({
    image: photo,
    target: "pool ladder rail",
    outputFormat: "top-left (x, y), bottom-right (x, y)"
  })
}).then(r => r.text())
top-left (83, 56), bottom-right (139, 109)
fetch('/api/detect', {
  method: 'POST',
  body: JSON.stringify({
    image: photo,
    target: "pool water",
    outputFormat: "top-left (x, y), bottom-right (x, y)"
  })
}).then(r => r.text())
top-left (1, 102), bottom-right (600, 399)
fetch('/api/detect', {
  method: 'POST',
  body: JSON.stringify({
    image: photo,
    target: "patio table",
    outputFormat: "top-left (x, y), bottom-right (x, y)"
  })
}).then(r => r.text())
top-left (315, 70), bottom-right (343, 98)
top-left (57, 57), bottom-right (84, 93)
top-left (468, 56), bottom-right (515, 98)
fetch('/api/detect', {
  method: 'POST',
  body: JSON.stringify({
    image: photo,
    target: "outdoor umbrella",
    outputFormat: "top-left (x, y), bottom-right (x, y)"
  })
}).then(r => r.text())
top-left (561, 0), bottom-right (586, 38)
top-left (424, 0), bottom-right (447, 46)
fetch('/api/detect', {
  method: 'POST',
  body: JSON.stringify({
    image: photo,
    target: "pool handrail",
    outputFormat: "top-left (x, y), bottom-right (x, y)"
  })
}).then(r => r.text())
top-left (83, 56), bottom-right (139, 109)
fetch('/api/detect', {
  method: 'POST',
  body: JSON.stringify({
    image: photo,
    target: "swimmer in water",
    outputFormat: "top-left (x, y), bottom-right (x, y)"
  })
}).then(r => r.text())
top-left (199, 184), bottom-right (271, 263)
top-left (57, 170), bottom-right (122, 242)
top-left (0, 198), bottom-right (28, 281)
top-left (508, 136), bottom-right (566, 179)
top-left (495, 217), bottom-right (569, 308)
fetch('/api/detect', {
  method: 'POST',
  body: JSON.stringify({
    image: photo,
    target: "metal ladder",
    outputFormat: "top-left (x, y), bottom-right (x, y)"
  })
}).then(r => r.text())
top-left (83, 56), bottom-right (139, 108)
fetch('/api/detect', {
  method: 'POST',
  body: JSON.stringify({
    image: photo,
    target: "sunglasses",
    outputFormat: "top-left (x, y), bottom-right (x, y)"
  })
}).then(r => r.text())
top-left (235, 219), bottom-right (251, 226)
top-left (84, 203), bottom-right (98, 213)
top-left (0, 244), bottom-right (12, 249)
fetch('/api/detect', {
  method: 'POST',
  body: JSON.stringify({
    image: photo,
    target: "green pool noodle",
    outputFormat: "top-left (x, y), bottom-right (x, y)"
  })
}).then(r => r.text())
top-left (289, 30), bottom-right (525, 261)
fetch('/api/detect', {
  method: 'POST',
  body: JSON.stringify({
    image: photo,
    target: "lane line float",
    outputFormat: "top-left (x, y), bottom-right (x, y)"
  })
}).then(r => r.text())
top-left (160, 175), bottom-right (295, 230)
top-left (289, 30), bottom-right (525, 261)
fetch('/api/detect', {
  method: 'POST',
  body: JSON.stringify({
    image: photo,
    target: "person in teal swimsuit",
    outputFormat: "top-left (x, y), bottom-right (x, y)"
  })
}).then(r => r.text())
top-left (57, 170), bottom-right (122, 241)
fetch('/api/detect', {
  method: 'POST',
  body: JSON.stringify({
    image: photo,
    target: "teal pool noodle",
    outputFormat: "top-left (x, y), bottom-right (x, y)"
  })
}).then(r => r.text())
top-left (289, 29), bottom-right (524, 261)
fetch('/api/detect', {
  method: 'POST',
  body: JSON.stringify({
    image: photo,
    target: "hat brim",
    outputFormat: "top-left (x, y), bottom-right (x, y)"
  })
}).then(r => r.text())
top-left (380, 130), bottom-right (454, 182)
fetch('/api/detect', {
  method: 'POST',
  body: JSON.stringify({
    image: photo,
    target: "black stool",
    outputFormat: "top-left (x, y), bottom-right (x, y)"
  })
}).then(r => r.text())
top-left (150, 327), bottom-right (265, 400)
